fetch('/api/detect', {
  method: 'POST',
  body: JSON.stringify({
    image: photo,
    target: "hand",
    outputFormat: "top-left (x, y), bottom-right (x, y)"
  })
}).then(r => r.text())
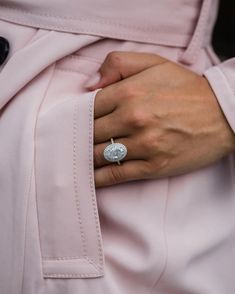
top-left (86, 52), bottom-right (235, 187)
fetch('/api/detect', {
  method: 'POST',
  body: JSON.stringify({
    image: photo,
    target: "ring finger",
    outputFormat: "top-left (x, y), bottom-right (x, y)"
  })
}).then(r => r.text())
top-left (94, 136), bottom-right (148, 168)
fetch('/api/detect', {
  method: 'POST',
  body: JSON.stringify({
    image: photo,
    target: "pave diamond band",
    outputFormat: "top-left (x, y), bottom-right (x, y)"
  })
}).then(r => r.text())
top-left (103, 138), bottom-right (127, 165)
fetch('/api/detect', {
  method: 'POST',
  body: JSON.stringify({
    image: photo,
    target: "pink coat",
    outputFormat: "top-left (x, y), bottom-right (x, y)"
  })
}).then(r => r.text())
top-left (0, 0), bottom-right (235, 293)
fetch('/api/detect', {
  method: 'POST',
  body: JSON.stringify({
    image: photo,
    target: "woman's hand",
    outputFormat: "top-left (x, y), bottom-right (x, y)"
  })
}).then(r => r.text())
top-left (86, 52), bottom-right (235, 187)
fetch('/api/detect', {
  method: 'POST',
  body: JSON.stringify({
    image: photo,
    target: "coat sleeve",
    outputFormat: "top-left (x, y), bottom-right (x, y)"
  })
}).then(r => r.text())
top-left (204, 58), bottom-right (235, 134)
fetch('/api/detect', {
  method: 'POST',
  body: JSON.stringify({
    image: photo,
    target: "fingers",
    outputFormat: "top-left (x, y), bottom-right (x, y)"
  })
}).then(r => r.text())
top-left (86, 51), bottom-right (168, 90)
top-left (94, 136), bottom-right (147, 168)
top-left (94, 87), bottom-right (117, 119)
top-left (93, 52), bottom-right (169, 119)
top-left (94, 160), bottom-right (150, 187)
top-left (94, 107), bottom-right (130, 143)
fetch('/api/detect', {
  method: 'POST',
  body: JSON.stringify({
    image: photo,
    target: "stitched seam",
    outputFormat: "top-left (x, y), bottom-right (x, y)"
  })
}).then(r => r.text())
top-left (0, 4), bottom-right (195, 33)
top-left (15, 26), bottom-right (38, 49)
top-left (56, 55), bottom-right (102, 74)
top-left (150, 178), bottom-right (170, 293)
top-left (20, 164), bottom-right (35, 294)
top-left (0, 17), bottom-right (193, 48)
top-left (43, 256), bottom-right (99, 262)
top-left (88, 91), bottom-right (104, 268)
top-left (207, 67), bottom-right (235, 133)
top-left (73, 101), bottom-right (88, 258)
top-left (56, 68), bottom-right (90, 75)
top-left (44, 273), bottom-right (103, 278)
top-left (0, 15), bottom-right (191, 47)
top-left (182, 0), bottom-right (211, 63)
top-left (82, 257), bottom-right (102, 272)
top-left (0, 15), bottom-right (189, 37)
top-left (189, 0), bottom-right (211, 53)
top-left (44, 257), bottom-right (87, 260)
top-left (56, 55), bottom-right (102, 75)
top-left (43, 256), bottom-right (101, 272)
top-left (33, 65), bottom-right (57, 273)
top-left (0, 25), bottom-right (37, 72)
top-left (68, 54), bottom-right (103, 64)
top-left (20, 55), bottom-right (52, 292)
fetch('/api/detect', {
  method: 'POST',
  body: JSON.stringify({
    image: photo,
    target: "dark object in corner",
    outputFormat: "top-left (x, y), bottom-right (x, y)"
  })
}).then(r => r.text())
top-left (0, 36), bottom-right (10, 66)
top-left (212, 1), bottom-right (235, 59)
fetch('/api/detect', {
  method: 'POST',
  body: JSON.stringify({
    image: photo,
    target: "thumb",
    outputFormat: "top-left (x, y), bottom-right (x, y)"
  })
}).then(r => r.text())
top-left (84, 51), bottom-right (167, 90)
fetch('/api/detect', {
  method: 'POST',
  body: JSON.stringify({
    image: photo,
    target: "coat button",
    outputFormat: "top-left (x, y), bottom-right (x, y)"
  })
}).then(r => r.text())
top-left (0, 36), bottom-right (10, 66)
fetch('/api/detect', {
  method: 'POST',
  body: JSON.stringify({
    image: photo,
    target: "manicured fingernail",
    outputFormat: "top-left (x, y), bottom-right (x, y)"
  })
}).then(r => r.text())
top-left (84, 72), bottom-right (101, 88)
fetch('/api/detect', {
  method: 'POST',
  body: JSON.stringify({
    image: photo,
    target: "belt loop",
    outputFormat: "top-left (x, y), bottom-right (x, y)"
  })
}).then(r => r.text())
top-left (179, 0), bottom-right (212, 65)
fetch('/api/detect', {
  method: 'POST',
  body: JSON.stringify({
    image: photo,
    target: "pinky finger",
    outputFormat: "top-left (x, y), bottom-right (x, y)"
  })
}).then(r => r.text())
top-left (94, 160), bottom-right (150, 188)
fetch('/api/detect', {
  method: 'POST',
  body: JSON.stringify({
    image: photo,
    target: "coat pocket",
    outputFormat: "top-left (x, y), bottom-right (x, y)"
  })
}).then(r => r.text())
top-left (35, 88), bottom-right (104, 279)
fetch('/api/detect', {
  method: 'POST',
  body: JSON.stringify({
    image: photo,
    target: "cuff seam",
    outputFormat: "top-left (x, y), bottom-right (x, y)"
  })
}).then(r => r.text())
top-left (204, 66), bottom-right (235, 134)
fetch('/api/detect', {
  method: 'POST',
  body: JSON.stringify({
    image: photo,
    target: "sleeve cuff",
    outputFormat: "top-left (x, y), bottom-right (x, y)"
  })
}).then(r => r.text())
top-left (204, 65), bottom-right (235, 134)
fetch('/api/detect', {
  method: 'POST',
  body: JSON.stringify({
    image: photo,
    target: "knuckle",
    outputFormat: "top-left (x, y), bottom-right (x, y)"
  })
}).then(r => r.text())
top-left (154, 157), bottom-right (169, 174)
top-left (142, 132), bottom-right (159, 152)
top-left (106, 51), bottom-right (123, 68)
top-left (128, 109), bottom-right (150, 129)
top-left (144, 156), bottom-right (169, 178)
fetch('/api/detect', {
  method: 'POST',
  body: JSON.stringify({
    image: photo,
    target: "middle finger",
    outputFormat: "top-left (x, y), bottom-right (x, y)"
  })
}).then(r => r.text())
top-left (94, 110), bottom-right (130, 144)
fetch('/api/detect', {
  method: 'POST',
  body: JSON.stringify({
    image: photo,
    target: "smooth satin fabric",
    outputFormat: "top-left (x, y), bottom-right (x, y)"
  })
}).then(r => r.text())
top-left (1, 1), bottom-right (235, 294)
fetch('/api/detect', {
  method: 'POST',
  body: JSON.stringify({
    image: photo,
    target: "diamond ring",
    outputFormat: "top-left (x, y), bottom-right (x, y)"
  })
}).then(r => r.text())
top-left (103, 138), bottom-right (128, 165)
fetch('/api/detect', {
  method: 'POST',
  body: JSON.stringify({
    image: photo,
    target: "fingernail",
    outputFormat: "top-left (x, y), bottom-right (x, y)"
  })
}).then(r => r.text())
top-left (84, 72), bottom-right (101, 88)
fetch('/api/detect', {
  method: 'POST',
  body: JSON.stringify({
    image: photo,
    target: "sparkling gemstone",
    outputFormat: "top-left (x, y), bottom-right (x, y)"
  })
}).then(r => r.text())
top-left (103, 143), bottom-right (127, 162)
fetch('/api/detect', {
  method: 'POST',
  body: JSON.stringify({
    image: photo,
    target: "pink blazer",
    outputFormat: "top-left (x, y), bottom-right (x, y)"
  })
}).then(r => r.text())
top-left (0, 1), bottom-right (235, 293)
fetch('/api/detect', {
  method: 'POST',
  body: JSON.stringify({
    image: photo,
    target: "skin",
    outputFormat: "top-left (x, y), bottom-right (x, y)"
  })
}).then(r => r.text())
top-left (85, 51), bottom-right (235, 188)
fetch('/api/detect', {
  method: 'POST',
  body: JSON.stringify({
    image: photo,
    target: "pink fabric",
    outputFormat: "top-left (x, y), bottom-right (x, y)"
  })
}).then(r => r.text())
top-left (0, 0), bottom-right (218, 47)
top-left (204, 59), bottom-right (235, 135)
top-left (1, 1), bottom-right (235, 294)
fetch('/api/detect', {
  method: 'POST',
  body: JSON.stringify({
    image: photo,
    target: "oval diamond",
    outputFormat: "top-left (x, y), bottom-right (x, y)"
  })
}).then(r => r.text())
top-left (103, 142), bottom-right (127, 162)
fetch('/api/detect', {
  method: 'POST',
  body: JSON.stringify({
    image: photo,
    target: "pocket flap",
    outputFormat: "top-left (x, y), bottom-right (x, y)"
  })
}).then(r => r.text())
top-left (35, 89), bottom-right (104, 279)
